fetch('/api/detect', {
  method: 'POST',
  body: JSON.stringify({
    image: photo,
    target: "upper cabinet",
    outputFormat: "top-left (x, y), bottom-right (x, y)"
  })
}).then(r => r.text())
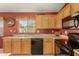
top-left (36, 14), bottom-right (56, 29)
top-left (48, 15), bottom-right (56, 29)
top-left (42, 15), bottom-right (49, 29)
top-left (63, 4), bottom-right (71, 18)
top-left (55, 10), bottom-right (63, 29)
top-left (71, 3), bottom-right (79, 15)
top-left (36, 15), bottom-right (43, 29)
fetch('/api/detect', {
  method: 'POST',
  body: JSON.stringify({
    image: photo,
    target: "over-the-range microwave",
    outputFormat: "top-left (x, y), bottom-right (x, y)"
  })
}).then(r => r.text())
top-left (62, 12), bottom-right (79, 29)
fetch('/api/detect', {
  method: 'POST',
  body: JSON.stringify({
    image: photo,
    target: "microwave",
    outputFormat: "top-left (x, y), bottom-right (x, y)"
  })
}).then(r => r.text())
top-left (62, 12), bottom-right (79, 29)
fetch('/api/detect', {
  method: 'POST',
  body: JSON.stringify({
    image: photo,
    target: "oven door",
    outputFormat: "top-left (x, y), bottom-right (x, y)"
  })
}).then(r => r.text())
top-left (55, 40), bottom-right (73, 56)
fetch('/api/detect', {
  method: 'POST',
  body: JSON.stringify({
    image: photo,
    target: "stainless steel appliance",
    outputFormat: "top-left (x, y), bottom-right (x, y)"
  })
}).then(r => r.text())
top-left (62, 12), bottom-right (79, 29)
top-left (55, 33), bottom-right (79, 56)
top-left (68, 33), bottom-right (79, 49)
top-left (55, 40), bottom-right (73, 56)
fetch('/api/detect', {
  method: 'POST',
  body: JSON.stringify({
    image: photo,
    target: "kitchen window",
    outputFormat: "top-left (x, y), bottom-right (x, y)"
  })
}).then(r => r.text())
top-left (0, 17), bottom-right (4, 36)
top-left (18, 17), bottom-right (36, 33)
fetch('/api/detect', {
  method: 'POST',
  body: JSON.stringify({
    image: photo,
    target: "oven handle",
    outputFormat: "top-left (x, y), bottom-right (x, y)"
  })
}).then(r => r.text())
top-left (74, 17), bottom-right (79, 28)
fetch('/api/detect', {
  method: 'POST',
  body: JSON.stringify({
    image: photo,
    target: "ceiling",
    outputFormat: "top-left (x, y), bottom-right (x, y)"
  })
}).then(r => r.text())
top-left (0, 3), bottom-right (65, 12)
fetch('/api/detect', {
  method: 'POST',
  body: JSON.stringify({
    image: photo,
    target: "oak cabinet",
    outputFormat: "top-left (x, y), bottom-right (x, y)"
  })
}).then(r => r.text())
top-left (43, 38), bottom-right (55, 55)
top-left (55, 42), bottom-right (60, 55)
top-left (3, 38), bottom-right (56, 55)
top-left (11, 39), bottom-right (21, 54)
top-left (3, 38), bottom-right (11, 53)
top-left (21, 39), bottom-right (31, 55)
top-left (36, 15), bottom-right (43, 29)
top-left (71, 3), bottom-right (79, 15)
top-left (55, 11), bottom-right (63, 29)
top-left (36, 15), bottom-right (49, 29)
top-left (63, 4), bottom-right (71, 18)
top-left (48, 15), bottom-right (56, 29)
top-left (36, 15), bottom-right (56, 29)
top-left (42, 15), bottom-right (49, 29)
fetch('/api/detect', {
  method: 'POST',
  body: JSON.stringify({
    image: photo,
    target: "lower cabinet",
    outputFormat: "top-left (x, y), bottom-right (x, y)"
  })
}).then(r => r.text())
top-left (3, 38), bottom-right (55, 55)
top-left (55, 42), bottom-right (60, 55)
top-left (3, 38), bottom-right (11, 53)
top-left (43, 38), bottom-right (55, 55)
top-left (11, 39), bottom-right (21, 54)
top-left (21, 39), bottom-right (31, 55)
top-left (11, 38), bottom-right (31, 55)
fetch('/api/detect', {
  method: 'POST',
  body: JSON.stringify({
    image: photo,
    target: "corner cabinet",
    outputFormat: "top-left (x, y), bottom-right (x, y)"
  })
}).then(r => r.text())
top-left (55, 10), bottom-right (63, 29)
top-left (55, 42), bottom-right (60, 55)
top-left (63, 4), bottom-right (71, 18)
top-left (71, 3), bottom-right (79, 15)
top-left (43, 38), bottom-right (55, 55)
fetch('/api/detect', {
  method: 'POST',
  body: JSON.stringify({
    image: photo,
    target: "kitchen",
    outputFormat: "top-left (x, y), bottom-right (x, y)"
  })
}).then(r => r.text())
top-left (0, 3), bottom-right (79, 56)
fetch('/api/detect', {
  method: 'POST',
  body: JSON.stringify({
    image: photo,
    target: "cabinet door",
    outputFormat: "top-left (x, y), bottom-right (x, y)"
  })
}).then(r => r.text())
top-left (55, 11), bottom-right (62, 29)
top-left (12, 39), bottom-right (21, 54)
top-left (48, 15), bottom-right (56, 28)
top-left (3, 39), bottom-right (11, 53)
top-left (42, 15), bottom-right (49, 29)
top-left (43, 38), bottom-right (54, 55)
top-left (21, 39), bottom-right (31, 55)
top-left (63, 4), bottom-right (71, 18)
top-left (36, 15), bottom-right (42, 29)
top-left (71, 3), bottom-right (79, 14)
top-left (55, 42), bottom-right (60, 55)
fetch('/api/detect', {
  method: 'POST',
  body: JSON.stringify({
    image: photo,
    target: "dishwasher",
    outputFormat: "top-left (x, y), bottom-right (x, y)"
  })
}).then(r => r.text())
top-left (31, 38), bottom-right (43, 55)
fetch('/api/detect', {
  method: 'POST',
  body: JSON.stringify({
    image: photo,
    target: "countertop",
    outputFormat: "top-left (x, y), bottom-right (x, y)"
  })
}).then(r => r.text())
top-left (3, 34), bottom-right (68, 39)
top-left (73, 49), bottom-right (79, 54)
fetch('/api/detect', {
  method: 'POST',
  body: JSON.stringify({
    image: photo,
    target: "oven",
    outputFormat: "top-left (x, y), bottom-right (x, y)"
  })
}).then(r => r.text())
top-left (55, 40), bottom-right (73, 56)
top-left (68, 33), bottom-right (79, 49)
top-left (55, 33), bottom-right (79, 56)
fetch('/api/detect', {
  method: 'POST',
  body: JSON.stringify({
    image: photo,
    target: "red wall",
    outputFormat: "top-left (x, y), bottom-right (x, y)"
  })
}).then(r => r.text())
top-left (0, 12), bottom-right (57, 48)
top-left (0, 12), bottom-right (57, 36)
top-left (0, 12), bottom-right (36, 48)
top-left (0, 12), bottom-right (36, 36)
